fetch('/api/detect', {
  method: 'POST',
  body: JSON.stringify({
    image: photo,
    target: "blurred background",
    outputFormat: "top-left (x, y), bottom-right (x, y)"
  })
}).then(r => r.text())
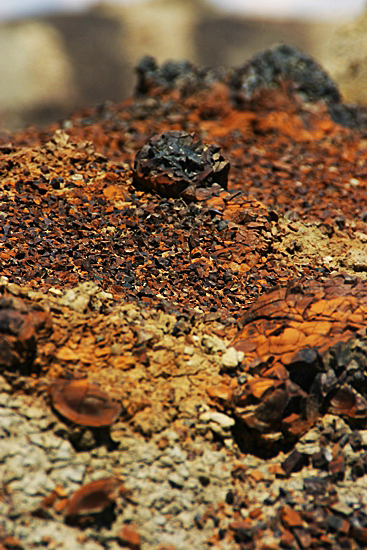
top-left (0, 0), bottom-right (366, 131)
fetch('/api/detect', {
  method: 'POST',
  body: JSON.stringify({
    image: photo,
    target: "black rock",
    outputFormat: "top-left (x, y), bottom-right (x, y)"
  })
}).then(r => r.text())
top-left (133, 131), bottom-right (230, 199)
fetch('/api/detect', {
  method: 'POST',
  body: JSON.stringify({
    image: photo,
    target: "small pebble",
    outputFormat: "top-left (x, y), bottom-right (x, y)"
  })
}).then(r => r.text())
top-left (221, 346), bottom-right (243, 368)
top-left (200, 411), bottom-right (235, 429)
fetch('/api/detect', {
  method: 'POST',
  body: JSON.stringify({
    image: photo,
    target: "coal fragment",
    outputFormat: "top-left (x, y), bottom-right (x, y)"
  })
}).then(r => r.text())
top-left (352, 456), bottom-right (366, 480)
top-left (135, 56), bottom-right (196, 96)
top-left (229, 43), bottom-right (367, 130)
top-left (328, 456), bottom-right (345, 481)
top-left (198, 475), bottom-right (211, 487)
top-left (303, 477), bottom-right (329, 494)
top-left (327, 515), bottom-right (349, 533)
top-left (351, 524), bottom-right (367, 545)
top-left (328, 102), bottom-right (367, 130)
top-left (281, 450), bottom-right (308, 476)
top-left (349, 431), bottom-right (363, 451)
top-left (229, 521), bottom-right (253, 543)
top-left (133, 131), bottom-right (229, 199)
top-left (311, 450), bottom-right (330, 470)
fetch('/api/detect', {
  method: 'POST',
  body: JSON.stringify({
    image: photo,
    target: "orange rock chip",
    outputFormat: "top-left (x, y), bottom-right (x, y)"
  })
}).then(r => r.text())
top-left (50, 378), bottom-right (121, 427)
top-left (247, 378), bottom-right (278, 399)
top-left (281, 506), bottom-right (304, 529)
top-left (118, 524), bottom-right (141, 550)
top-left (65, 477), bottom-right (119, 517)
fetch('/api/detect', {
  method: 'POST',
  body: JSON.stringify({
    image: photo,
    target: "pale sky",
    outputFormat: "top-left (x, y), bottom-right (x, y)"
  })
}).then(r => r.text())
top-left (209, 0), bottom-right (366, 19)
top-left (0, 0), bottom-right (365, 21)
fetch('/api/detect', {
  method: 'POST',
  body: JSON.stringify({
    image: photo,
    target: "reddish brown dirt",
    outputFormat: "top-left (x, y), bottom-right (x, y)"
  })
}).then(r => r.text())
top-left (3, 55), bottom-right (367, 548)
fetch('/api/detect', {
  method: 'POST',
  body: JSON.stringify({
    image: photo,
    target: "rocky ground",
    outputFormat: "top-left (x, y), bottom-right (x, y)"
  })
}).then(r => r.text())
top-left (3, 45), bottom-right (367, 548)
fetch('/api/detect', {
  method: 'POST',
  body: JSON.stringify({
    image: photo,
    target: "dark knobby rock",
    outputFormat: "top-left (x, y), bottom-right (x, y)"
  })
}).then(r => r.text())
top-left (133, 131), bottom-right (229, 200)
top-left (134, 55), bottom-right (226, 98)
top-left (231, 43), bottom-right (341, 106)
top-left (230, 43), bottom-right (367, 129)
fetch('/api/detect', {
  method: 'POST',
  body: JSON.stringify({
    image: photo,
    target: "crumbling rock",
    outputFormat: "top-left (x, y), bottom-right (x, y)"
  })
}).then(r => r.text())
top-left (225, 275), bottom-right (367, 448)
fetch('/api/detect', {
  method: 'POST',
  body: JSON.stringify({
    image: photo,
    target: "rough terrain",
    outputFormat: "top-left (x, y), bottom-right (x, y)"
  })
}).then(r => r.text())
top-left (3, 45), bottom-right (367, 548)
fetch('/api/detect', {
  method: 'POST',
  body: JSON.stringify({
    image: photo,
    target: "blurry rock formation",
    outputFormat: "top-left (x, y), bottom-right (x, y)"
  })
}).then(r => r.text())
top-left (327, 11), bottom-right (367, 106)
top-left (0, 20), bottom-right (76, 130)
top-left (0, 0), bottom-right (362, 131)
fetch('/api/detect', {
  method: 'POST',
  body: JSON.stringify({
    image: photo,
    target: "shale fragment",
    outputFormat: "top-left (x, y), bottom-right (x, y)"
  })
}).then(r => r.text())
top-left (64, 477), bottom-right (120, 526)
top-left (50, 378), bottom-right (121, 428)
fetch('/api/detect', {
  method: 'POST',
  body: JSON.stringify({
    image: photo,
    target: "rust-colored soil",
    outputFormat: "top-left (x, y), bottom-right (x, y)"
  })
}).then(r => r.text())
top-left (4, 48), bottom-right (367, 548)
